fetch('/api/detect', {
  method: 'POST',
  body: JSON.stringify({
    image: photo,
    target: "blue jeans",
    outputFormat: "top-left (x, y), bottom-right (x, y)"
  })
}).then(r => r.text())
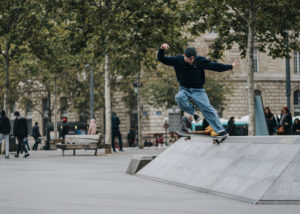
top-left (175, 87), bottom-right (225, 133)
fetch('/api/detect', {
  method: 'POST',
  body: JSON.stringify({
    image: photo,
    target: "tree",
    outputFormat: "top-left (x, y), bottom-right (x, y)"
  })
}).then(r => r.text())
top-left (0, 0), bottom-right (44, 112)
top-left (62, 0), bottom-right (189, 150)
top-left (187, 0), bottom-right (300, 135)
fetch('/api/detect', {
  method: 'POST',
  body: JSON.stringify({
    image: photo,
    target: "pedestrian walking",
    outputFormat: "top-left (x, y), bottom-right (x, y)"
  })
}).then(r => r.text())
top-left (0, 110), bottom-right (11, 159)
top-left (157, 43), bottom-right (239, 138)
top-left (88, 119), bottom-right (97, 135)
top-left (13, 111), bottom-right (29, 158)
top-left (24, 137), bottom-right (30, 151)
top-left (32, 122), bottom-right (41, 150)
top-left (111, 112), bottom-right (123, 152)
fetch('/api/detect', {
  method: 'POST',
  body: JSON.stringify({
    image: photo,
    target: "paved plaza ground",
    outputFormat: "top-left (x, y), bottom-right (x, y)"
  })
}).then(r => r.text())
top-left (0, 147), bottom-right (299, 214)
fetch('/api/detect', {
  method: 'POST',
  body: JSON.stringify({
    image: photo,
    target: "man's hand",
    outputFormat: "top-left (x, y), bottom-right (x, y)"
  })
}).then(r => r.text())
top-left (232, 60), bottom-right (239, 68)
top-left (161, 43), bottom-right (169, 50)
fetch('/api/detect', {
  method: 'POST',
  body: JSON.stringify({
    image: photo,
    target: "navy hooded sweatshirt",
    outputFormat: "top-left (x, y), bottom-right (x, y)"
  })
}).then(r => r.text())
top-left (157, 49), bottom-right (233, 89)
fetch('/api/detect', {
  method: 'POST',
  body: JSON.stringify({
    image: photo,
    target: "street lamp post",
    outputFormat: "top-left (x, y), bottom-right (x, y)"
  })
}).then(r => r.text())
top-left (85, 64), bottom-right (95, 120)
top-left (134, 80), bottom-right (143, 149)
top-left (89, 66), bottom-right (95, 119)
top-left (285, 30), bottom-right (291, 110)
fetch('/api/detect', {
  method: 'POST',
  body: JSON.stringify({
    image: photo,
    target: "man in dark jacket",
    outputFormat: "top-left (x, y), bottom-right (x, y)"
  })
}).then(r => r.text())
top-left (0, 110), bottom-right (11, 159)
top-left (61, 118), bottom-right (70, 140)
top-left (158, 44), bottom-right (239, 139)
top-left (111, 112), bottom-right (123, 152)
top-left (13, 111), bottom-right (29, 158)
top-left (32, 122), bottom-right (41, 150)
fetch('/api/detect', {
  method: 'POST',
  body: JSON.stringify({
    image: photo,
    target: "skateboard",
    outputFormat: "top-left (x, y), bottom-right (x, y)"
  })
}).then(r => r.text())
top-left (176, 130), bottom-right (228, 144)
top-left (176, 130), bottom-right (192, 141)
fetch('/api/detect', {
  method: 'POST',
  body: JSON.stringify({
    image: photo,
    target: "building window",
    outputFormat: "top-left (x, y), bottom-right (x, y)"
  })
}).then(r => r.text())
top-left (255, 90), bottom-right (261, 96)
top-left (60, 97), bottom-right (68, 117)
top-left (168, 112), bottom-right (181, 133)
top-left (294, 51), bottom-right (300, 74)
top-left (26, 101), bottom-right (32, 118)
top-left (294, 90), bottom-right (300, 116)
top-left (254, 48), bottom-right (259, 73)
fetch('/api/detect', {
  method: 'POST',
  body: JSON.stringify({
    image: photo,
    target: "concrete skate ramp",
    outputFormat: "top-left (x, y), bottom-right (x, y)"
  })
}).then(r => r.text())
top-left (137, 136), bottom-right (300, 204)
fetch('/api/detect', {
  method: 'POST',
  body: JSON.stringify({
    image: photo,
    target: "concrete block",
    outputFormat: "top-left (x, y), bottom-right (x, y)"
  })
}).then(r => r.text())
top-left (126, 155), bottom-right (156, 175)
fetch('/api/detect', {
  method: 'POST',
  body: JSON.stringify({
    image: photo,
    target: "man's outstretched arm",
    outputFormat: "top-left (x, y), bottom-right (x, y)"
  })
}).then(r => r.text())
top-left (157, 43), bottom-right (178, 66)
top-left (203, 58), bottom-right (239, 72)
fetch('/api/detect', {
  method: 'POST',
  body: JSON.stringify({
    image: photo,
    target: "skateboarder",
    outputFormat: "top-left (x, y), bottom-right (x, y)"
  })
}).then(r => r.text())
top-left (158, 43), bottom-right (239, 138)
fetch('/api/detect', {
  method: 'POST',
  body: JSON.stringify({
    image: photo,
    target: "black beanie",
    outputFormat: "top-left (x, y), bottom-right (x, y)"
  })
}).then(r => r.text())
top-left (184, 46), bottom-right (197, 58)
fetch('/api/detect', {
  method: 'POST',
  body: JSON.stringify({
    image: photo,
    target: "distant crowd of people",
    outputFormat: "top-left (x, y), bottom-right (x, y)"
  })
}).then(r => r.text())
top-left (179, 105), bottom-right (300, 136)
top-left (222, 106), bottom-right (300, 136)
top-left (264, 106), bottom-right (300, 135)
top-left (0, 110), bottom-right (42, 159)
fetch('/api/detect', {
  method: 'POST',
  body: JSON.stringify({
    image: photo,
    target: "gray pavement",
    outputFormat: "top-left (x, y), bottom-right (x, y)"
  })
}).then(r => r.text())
top-left (0, 148), bottom-right (299, 214)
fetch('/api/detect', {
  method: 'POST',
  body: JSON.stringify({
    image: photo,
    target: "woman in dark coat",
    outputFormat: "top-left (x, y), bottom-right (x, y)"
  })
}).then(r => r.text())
top-left (277, 106), bottom-right (292, 135)
top-left (264, 107), bottom-right (277, 135)
top-left (292, 118), bottom-right (300, 135)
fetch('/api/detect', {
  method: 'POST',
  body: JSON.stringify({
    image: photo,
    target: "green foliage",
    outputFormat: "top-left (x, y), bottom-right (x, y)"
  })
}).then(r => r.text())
top-left (0, 0), bottom-right (232, 119)
top-left (205, 73), bottom-right (231, 111)
top-left (0, 0), bottom-right (45, 109)
top-left (141, 66), bottom-right (179, 109)
top-left (61, 0), bottom-right (189, 112)
top-left (187, 0), bottom-right (300, 59)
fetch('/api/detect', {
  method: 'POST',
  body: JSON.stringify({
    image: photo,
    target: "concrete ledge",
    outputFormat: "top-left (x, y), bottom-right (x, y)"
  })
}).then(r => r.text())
top-left (126, 155), bottom-right (156, 175)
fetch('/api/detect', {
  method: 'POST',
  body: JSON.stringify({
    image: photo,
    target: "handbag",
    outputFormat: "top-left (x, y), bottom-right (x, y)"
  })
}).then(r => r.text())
top-left (277, 126), bottom-right (285, 135)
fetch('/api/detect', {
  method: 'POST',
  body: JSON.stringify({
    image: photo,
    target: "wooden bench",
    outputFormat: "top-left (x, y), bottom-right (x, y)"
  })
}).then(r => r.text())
top-left (56, 134), bottom-right (103, 156)
top-left (49, 139), bottom-right (64, 150)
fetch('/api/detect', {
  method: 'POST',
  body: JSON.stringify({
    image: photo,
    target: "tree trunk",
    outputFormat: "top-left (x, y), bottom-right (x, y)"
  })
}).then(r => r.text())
top-left (246, 0), bottom-right (256, 136)
top-left (2, 42), bottom-right (10, 155)
top-left (104, 54), bottom-right (112, 154)
top-left (54, 75), bottom-right (58, 138)
top-left (3, 41), bottom-right (10, 113)
top-left (47, 86), bottom-right (52, 123)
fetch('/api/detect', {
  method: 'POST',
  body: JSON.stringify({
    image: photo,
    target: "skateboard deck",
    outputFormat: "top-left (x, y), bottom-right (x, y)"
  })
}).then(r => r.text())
top-left (176, 130), bottom-right (228, 144)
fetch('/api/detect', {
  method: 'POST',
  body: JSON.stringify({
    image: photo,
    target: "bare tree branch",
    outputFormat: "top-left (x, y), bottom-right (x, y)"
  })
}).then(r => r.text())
top-left (228, 5), bottom-right (248, 23)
